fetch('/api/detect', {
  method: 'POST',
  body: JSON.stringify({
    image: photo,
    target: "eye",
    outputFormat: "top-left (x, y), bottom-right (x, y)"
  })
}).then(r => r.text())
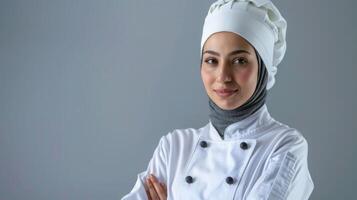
top-left (204, 57), bottom-right (218, 65)
top-left (233, 57), bottom-right (248, 65)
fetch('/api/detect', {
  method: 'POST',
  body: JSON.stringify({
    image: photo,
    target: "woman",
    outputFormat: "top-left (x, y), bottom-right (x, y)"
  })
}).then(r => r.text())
top-left (122, 0), bottom-right (314, 199)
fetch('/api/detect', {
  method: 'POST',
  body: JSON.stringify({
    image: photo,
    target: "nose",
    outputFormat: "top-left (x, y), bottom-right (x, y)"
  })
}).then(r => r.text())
top-left (216, 61), bottom-right (232, 83)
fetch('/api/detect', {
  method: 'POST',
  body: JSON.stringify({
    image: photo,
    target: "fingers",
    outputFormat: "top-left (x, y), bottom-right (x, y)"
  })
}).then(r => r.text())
top-left (149, 174), bottom-right (167, 199)
top-left (160, 182), bottom-right (167, 193)
top-left (144, 174), bottom-right (168, 200)
top-left (144, 180), bottom-right (152, 200)
top-left (146, 177), bottom-right (159, 200)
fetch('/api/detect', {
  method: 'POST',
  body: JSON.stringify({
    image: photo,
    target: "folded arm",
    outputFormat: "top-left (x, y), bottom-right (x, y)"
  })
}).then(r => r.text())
top-left (121, 134), bottom-right (170, 200)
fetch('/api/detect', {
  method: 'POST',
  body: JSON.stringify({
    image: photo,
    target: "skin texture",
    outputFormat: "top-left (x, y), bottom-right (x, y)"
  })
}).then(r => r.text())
top-left (144, 31), bottom-right (259, 199)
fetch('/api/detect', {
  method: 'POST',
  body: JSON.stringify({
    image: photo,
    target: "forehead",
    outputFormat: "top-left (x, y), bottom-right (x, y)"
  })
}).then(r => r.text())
top-left (203, 31), bottom-right (253, 51)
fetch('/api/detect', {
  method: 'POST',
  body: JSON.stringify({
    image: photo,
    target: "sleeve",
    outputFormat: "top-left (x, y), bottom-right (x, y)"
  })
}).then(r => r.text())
top-left (245, 131), bottom-right (314, 200)
top-left (121, 134), bottom-right (170, 200)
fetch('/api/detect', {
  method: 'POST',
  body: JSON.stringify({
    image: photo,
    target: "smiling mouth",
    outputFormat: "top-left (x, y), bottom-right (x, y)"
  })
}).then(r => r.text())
top-left (214, 89), bottom-right (238, 98)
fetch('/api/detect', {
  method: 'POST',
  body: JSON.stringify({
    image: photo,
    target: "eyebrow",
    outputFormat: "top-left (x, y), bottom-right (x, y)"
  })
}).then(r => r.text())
top-left (203, 49), bottom-right (251, 56)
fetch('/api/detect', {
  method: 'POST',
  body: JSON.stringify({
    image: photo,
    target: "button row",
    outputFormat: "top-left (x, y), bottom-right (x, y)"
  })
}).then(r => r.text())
top-left (185, 175), bottom-right (236, 185)
top-left (200, 140), bottom-right (249, 150)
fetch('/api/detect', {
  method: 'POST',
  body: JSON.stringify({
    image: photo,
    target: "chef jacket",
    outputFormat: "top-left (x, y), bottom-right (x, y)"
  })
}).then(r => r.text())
top-left (121, 104), bottom-right (314, 200)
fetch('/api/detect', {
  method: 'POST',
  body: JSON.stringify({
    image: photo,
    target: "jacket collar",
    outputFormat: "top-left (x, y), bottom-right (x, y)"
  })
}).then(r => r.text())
top-left (201, 104), bottom-right (274, 141)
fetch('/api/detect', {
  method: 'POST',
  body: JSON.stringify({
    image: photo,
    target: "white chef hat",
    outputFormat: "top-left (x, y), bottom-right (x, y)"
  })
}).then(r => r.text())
top-left (200, 0), bottom-right (287, 90)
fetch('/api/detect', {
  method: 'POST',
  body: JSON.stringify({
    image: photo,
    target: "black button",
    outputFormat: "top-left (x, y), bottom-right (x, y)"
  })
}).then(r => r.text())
top-left (226, 176), bottom-right (235, 184)
top-left (240, 142), bottom-right (248, 150)
top-left (200, 140), bottom-right (208, 148)
top-left (185, 175), bottom-right (194, 184)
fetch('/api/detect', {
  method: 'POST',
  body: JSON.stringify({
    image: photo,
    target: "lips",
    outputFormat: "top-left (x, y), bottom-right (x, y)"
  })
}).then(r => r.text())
top-left (214, 88), bottom-right (238, 97)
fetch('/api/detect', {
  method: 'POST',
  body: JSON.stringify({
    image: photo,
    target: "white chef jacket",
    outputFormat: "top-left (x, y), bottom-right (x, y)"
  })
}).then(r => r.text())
top-left (121, 104), bottom-right (314, 200)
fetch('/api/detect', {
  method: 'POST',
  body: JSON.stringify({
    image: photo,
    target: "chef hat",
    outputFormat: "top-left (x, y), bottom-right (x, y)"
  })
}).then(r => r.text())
top-left (200, 0), bottom-right (287, 90)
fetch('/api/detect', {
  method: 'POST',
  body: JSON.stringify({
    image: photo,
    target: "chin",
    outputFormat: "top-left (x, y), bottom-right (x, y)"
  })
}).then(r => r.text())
top-left (216, 101), bottom-right (241, 110)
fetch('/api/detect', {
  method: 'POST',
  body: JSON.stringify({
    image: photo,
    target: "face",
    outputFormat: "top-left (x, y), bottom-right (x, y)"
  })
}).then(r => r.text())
top-left (200, 31), bottom-right (258, 110)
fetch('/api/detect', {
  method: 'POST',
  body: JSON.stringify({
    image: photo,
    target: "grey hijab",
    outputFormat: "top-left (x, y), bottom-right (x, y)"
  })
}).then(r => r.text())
top-left (208, 48), bottom-right (268, 139)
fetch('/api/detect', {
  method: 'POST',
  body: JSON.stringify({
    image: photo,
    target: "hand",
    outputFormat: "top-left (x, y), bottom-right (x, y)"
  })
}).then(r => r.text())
top-left (144, 173), bottom-right (167, 200)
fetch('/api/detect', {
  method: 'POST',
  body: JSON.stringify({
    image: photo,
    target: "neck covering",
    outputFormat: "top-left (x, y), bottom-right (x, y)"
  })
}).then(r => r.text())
top-left (208, 48), bottom-right (268, 139)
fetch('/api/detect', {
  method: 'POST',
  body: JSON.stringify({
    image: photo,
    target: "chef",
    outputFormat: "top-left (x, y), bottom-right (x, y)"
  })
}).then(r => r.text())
top-left (121, 0), bottom-right (314, 199)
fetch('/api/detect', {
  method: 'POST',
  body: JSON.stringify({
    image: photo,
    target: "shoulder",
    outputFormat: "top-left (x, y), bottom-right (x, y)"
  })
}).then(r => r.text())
top-left (265, 119), bottom-right (310, 159)
top-left (269, 117), bottom-right (308, 144)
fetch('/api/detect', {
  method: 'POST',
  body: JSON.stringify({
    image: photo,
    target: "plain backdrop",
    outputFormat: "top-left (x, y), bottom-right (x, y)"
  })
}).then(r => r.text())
top-left (1, 0), bottom-right (356, 199)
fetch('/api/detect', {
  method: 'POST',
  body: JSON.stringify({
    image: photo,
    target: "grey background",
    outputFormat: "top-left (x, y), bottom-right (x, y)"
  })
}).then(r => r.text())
top-left (0, 0), bottom-right (356, 199)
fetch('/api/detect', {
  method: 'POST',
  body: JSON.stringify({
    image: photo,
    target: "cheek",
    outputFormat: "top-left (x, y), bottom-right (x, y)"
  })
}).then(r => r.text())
top-left (201, 69), bottom-right (214, 86)
top-left (236, 67), bottom-right (256, 84)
